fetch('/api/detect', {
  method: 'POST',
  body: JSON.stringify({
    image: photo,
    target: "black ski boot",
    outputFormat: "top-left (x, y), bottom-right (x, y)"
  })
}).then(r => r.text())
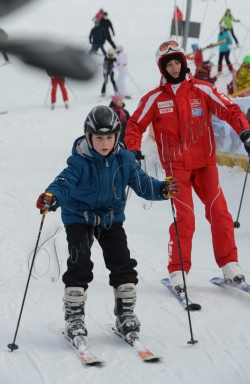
top-left (114, 283), bottom-right (141, 336)
top-left (63, 287), bottom-right (87, 341)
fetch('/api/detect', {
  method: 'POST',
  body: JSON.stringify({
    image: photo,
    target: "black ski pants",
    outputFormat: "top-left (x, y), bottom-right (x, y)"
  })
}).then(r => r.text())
top-left (89, 43), bottom-right (106, 56)
top-left (101, 70), bottom-right (117, 94)
top-left (229, 28), bottom-right (238, 45)
top-left (62, 222), bottom-right (138, 290)
top-left (218, 51), bottom-right (233, 72)
top-left (106, 34), bottom-right (116, 49)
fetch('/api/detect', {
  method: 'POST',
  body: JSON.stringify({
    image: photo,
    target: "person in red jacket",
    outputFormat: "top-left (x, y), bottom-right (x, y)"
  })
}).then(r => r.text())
top-left (172, 6), bottom-right (183, 20)
top-left (125, 40), bottom-right (250, 295)
top-left (92, 8), bottom-right (104, 21)
top-left (47, 70), bottom-right (69, 110)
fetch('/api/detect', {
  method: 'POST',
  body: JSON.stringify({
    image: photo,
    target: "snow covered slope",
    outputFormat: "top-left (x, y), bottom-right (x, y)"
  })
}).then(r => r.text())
top-left (1, 1), bottom-right (250, 383)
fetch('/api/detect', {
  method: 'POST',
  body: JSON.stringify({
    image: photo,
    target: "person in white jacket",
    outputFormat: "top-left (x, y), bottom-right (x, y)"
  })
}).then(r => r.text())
top-left (116, 45), bottom-right (131, 99)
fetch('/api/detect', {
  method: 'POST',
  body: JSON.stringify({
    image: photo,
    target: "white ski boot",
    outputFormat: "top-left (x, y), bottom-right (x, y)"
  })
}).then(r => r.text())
top-left (222, 262), bottom-right (245, 284)
top-left (114, 283), bottom-right (140, 336)
top-left (63, 287), bottom-right (87, 341)
top-left (169, 270), bottom-right (187, 297)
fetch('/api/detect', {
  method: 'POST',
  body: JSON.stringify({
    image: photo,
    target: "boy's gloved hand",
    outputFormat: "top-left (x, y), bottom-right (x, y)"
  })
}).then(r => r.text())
top-left (239, 130), bottom-right (250, 155)
top-left (131, 150), bottom-right (145, 165)
top-left (36, 192), bottom-right (58, 214)
top-left (160, 177), bottom-right (180, 199)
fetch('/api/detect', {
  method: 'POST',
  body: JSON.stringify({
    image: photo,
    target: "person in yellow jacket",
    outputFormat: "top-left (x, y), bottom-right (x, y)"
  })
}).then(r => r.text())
top-left (219, 9), bottom-right (240, 46)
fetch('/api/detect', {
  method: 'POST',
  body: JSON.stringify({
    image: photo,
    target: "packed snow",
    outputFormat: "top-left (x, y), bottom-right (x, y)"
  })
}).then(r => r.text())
top-left (1, 0), bottom-right (250, 383)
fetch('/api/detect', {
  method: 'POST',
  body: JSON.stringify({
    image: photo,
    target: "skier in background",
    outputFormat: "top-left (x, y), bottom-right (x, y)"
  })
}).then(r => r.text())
top-left (36, 105), bottom-right (178, 344)
top-left (219, 9), bottom-right (240, 47)
top-left (100, 12), bottom-right (116, 49)
top-left (186, 43), bottom-right (204, 78)
top-left (92, 8), bottom-right (104, 21)
top-left (172, 6), bottom-right (183, 20)
top-left (109, 94), bottom-right (130, 144)
top-left (125, 39), bottom-right (250, 295)
top-left (101, 48), bottom-right (118, 96)
top-left (217, 23), bottom-right (233, 73)
top-left (0, 28), bottom-right (11, 64)
top-left (89, 19), bottom-right (107, 56)
top-left (116, 45), bottom-right (131, 99)
top-left (46, 70), bottom-right (68, 110)
top-left (195, 60), bottom-right (217, 84)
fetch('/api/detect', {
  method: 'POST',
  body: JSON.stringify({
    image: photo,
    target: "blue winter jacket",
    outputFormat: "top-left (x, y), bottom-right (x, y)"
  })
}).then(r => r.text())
top-left (45, 136), bottom-right (165, 228)
top-left (218, 30), bottom-right (232, 53)
top-left (89, 26), bottom-right (107, 44)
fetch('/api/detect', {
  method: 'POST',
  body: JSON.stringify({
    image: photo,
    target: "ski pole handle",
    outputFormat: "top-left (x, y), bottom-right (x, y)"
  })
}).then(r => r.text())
top-left (164, 176), bottom-right (174, 198)
top-left (43, 192), bottom-right (54, 215)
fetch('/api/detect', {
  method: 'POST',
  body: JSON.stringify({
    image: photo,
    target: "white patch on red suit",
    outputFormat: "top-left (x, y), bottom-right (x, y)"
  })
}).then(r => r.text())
top-left (159, 107), bottom-right (173, 114)
top-left (157, 100), bottom-right (174, 108)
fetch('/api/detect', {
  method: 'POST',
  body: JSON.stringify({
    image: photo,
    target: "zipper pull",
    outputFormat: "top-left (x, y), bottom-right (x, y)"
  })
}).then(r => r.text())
top-left (105, 157), bottom-right (109, 167)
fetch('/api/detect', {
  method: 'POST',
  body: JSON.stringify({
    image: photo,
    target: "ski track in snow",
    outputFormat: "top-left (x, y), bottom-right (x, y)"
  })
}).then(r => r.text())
top-left (1, 0), bottom-right (250, 383)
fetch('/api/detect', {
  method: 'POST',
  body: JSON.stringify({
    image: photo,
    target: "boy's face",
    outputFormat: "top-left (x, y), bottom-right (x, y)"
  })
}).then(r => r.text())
top-left (92, 133), bottom-right (116, 155)
top-left (165, 60), bottom-right (181, 78)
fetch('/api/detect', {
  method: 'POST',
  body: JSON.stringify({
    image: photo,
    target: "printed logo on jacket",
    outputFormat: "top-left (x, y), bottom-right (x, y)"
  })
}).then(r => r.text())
top-left (190, 98), bottom-right (201, 106)
top-left (157, 100), bottom-right (174, 108)
top-left (191, 107), bottom-right (203, 116)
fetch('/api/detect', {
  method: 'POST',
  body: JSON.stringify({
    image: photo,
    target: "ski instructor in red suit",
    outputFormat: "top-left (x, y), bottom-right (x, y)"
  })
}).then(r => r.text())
top-left (125, 40), bottom-right (250, 295)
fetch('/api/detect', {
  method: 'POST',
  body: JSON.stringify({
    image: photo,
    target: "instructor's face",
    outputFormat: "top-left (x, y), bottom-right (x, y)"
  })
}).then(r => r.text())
top-left (166, 60), bottom-right (181, 78)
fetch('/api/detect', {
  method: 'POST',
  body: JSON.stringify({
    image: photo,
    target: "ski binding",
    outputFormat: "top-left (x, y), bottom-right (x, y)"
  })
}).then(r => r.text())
top-left (105, 324), bottom-right (164, 361)
top-left (161, 278), bottom-right (202, 310)
top-left (210, 277), bottom-right (250, 294)
top-left (59, 328), bottom-right (105, 365)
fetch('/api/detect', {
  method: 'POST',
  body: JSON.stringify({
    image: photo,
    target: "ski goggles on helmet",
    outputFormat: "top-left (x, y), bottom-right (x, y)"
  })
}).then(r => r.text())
top-left (156, 40), bottom-right (187, 74)
top-left (158, 41), bottom-right (183, 56)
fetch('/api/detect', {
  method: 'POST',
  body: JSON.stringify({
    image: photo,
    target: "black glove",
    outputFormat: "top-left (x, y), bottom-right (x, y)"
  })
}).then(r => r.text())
top-left (160, 177), bottom-right (180, 199)
top-left (36, 192), bottom-right (58, 214)
top-left (239, 130), bottom-right (250, 155)
top-left (131, 150), bottom-right (145, 164)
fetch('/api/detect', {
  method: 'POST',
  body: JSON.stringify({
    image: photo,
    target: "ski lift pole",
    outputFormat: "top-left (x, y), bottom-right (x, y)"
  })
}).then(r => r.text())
top-left (65, 80), bottom-right (77, 100)
top-left (127, 72), bottom-right (143, 94)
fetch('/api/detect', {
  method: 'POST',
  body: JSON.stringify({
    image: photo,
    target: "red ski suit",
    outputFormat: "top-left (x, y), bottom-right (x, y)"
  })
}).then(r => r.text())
top-left (125, 73), bottom-right (249, 273)
top-left (51, 77), bottom-right (68, 103)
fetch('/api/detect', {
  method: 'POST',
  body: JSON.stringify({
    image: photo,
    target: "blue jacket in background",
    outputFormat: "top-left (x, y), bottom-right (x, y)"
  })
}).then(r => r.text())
top-left (89, 26), bottom-right (107, 44)
top-left (218, 30), bottom-right (232, 52)
top-left (45, 136), bottom-right (165, 228)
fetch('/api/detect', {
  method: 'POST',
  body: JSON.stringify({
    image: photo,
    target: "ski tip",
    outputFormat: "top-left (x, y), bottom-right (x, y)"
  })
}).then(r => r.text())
top-left (210, 277), bottom-right (222, 283)
top-left (186, 303), bottom-right (202, 311)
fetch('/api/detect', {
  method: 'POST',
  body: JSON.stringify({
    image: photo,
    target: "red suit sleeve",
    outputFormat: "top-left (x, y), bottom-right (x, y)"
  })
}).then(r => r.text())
top-left (125, 95), bottom-right (156, 150)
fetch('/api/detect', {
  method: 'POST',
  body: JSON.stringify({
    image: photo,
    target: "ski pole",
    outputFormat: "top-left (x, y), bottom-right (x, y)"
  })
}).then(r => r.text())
top-left (8, 194), bottom-right (56, 352)
top-left (127, 72), bottom-right (143, 94)
top-left (65, 80), bottom-right (78, 100)
top-left (234, 156), bottom-right (250, 228)
top-left (165, 177), bottom-right (198, 345)
top-left (44, 83), bottom-right (51, 105)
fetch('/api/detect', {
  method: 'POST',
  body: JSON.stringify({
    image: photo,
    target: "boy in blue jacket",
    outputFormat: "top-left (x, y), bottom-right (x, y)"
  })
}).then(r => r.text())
top-left (36, 106), bottom-right (179, 347)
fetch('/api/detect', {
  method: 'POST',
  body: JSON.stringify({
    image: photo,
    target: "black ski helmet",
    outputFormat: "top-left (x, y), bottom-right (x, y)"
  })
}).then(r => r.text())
top-left (84, 106), bottom-right (121, 149)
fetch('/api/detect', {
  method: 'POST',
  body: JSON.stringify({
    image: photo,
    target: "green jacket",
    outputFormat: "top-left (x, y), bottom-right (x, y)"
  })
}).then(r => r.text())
top-left (219, 15), bottom-right (239, 29)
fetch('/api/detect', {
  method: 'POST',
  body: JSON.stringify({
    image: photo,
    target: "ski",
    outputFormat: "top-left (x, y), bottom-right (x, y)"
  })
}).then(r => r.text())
top-left (161, 278), bottom-right (202, 311)
top-left (105, 324), bottom-right (164, 362)
top-left (59, 328), bottom-right (105, 365)
top-left (210, 277), bottom-right (250, 294)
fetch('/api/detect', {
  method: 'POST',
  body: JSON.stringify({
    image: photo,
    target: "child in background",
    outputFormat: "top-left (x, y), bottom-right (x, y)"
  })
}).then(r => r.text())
top-left (101, 48), bottom-right (117, 96)
top-left (109, 94), bottom-right (130, 143)
top-left (46, 70), bottom-right (68, 110)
